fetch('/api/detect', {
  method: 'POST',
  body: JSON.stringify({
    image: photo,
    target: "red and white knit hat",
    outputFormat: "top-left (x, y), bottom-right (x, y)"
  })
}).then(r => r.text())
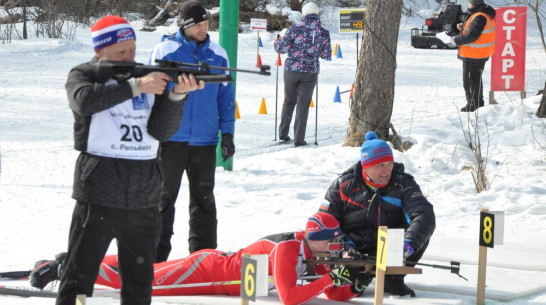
top-left (91, 15), bottom-right (136, 51)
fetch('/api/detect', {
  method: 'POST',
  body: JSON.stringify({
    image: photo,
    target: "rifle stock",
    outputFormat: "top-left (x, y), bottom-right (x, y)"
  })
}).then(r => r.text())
top-left (95, 59), bottom-right (271, 84)
top-left (307, 242), bottom-right (467, 280)
top-left (307, 253), bottom-right (422, 276)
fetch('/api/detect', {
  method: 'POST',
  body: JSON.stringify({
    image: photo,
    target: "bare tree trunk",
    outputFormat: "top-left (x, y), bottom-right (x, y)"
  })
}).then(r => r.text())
top-left (344, 0), bottom-right (403, 147)
top-left (148, 0), bottom-right (174, 27)
top-left (22, 3), bottom-right (27, 39)
top-left (531, 0), bottom-right (546, 53)
top-left (536, 82), bottom-right (546, 118)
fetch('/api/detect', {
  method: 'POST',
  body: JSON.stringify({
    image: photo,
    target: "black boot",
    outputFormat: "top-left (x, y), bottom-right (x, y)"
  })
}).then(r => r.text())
top-left (384, 276), bottom-right (415, 297)
top-left (294, 140), bottom-right (307, 147)
top-left (279, 135), bottom-right (291, 142)
top-left (460, 103), bottom-right (479, 112)
top-left (29, 252), bottom-right (66, 289)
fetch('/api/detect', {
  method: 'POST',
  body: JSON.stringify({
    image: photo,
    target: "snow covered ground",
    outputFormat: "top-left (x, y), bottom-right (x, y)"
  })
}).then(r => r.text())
top-left (1, 2), bottom-right (545, 305)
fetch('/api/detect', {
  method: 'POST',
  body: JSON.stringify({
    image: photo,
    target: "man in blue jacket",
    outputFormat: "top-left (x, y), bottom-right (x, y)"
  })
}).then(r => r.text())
top-left (150, 0), bottom-right (236, 262)
top-left (274, 2), bottom-right (331, 147)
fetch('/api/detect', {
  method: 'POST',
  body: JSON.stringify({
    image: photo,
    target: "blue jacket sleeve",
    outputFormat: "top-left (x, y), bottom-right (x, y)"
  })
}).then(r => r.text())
top-left (217, 79), bottom-right (235, 135)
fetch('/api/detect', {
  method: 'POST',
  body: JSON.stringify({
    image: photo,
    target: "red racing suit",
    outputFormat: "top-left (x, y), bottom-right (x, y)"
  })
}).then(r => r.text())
top-left (95, 231), bottom-right (357, 305)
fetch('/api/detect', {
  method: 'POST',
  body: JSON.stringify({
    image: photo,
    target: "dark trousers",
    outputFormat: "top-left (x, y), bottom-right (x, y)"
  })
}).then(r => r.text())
top-left (462, 60), bottom-right (486, 107)
top-left (56, 202), bottom-right (160, 305)
top-left (279, 70), bottom-right (318, 143)
top-left (156, 141), bottom-right (217, 261)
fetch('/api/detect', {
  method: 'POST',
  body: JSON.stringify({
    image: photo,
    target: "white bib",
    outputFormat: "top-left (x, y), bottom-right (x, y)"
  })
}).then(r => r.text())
top-left (87, 80), bottom-right (159, 160)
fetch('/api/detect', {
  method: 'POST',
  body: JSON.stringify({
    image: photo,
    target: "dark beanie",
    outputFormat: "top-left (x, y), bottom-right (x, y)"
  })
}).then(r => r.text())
top-left (469, 0), bottom-right (484, 5)
top-left (179, 0), bottom-right (208, 30)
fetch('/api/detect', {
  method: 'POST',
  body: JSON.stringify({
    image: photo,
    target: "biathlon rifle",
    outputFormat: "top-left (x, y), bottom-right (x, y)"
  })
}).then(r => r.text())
top-left (95, 59), bottom-right (271, 84)
top-left (307, 242), bottom-right (468, 280)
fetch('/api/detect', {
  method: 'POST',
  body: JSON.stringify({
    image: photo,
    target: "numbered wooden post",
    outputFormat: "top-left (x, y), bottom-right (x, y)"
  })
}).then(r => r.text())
top-left (241, 254), bottom-right (256, 305)
top-left (477, 209), bottom-right (493, 305)
top-left (374, 226), bottom-right (388, 305)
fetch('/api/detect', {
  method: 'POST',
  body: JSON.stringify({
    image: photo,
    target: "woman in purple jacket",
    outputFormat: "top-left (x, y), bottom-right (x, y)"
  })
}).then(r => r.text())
top-left (274, 3), bottom-right (332, 147)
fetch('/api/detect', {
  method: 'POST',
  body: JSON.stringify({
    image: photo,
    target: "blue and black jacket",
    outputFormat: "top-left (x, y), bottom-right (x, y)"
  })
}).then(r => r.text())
top-left (320, 162), bottom-right (436, 255)
top-left (150, 30), bottom-right (235, 146)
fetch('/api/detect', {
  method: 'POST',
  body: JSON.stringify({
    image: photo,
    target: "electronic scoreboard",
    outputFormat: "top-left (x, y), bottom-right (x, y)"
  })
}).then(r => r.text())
top-left (339, 9), bottom-right (366, 33)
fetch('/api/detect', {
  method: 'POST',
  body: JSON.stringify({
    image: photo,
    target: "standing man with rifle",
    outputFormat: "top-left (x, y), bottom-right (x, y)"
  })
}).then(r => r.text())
top-left (56, 15), bottom-right (204, 305)
top-left (150, 0), bottom-right (236, 262)
top-left (319, 131), bottom-right (436, 297)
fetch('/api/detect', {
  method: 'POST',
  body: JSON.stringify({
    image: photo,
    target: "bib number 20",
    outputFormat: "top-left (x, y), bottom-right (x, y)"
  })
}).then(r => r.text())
top-left (120, 124), bottom-right (143, 142)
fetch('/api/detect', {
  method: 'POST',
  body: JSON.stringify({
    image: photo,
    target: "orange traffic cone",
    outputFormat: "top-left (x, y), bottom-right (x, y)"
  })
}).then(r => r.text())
top-left (256, 54), bottom-right (262, 68)
top-left (258, 97), bottom-right (267, 114)
top-left (235, 101), bottom-right (241, 119)
top-left (309, 99), bottom-right (314, 108)
top-left (275, 53), bottom-right (282, 66)
top-left (333, 43), bottom-right (338, 56)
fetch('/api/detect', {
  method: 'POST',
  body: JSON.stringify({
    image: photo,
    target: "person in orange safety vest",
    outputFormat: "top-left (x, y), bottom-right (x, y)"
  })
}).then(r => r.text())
top-left (450, 0), bottom-right (496, 112)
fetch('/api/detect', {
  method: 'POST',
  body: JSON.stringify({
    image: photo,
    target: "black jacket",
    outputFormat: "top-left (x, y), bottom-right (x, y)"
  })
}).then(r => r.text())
top-left (65, 57), bottom-right (186, 209)
top-left (453, 4), bottom-right (496, 62)
top-left (320, 162), bottom-right (436, 254)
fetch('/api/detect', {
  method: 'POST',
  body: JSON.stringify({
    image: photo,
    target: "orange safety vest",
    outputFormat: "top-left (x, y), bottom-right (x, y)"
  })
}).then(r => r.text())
top-left (459, 12), bottom-right (495, 59)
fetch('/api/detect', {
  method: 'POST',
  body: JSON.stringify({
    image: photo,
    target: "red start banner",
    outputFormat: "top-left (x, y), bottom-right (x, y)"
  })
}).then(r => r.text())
top-left (491, 7), bottom-right (527, 91)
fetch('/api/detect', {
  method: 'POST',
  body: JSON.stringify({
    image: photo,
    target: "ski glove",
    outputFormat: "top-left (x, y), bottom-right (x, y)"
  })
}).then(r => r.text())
top-left (329, 266), bottom-right (354, 287)
top-left (403, 242), bottom-right (415, 259)
top-left (351, 272), bottom-right (373, 294)
top-left (221, 133), bottom-right (235, 161)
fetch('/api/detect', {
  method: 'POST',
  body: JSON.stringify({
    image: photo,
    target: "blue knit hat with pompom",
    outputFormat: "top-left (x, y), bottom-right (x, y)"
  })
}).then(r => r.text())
top-left (360, 131), bottom-right (394, 169)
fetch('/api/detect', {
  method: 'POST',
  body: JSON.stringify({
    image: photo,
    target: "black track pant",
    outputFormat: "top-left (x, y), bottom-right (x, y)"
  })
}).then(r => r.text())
top-left (56, 202), bottom-right (160, 305)
top-left (462, 60), bottom-right (486, 108)
top-left (156, 141), bottom-right (217, 261)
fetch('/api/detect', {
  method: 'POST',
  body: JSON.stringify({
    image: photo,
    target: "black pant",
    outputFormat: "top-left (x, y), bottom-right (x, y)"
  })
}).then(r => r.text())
top-left (156, 141), bottom-right (217, 261)
top-left (279, 70), bottom-right (318, 143)
top-left (462, 60), bottom-right (486, 107)
top-left (56, 202), bottom-right (160, 305)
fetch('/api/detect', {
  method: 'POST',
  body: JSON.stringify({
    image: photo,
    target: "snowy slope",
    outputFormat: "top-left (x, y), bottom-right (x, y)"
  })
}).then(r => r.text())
top-left (1, 2), bottom-right (545, 305)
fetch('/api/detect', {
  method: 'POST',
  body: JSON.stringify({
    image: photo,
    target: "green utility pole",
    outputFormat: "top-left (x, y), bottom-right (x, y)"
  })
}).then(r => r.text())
top-left (216, 0), bottom-right (239, 171)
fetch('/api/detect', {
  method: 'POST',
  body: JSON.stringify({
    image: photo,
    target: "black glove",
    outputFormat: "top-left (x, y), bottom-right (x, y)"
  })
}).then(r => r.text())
top-left (221, 133), bottom-right (235, 161)
top-left (351, 272), bottom-right (373, 294)
top-left (329, 266), bottom-right (353, 287)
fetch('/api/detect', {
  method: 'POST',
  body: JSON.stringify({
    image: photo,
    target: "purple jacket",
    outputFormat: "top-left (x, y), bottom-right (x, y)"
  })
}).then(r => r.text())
top-left (274, 14), bottom-right (331, 74)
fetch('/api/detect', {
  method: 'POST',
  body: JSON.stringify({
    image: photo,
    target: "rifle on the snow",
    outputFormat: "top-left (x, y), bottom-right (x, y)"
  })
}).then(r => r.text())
top-left (95, 59), bottom-right (271, 84)
top-left (306, 242), bottom-right (468, 280)
top-left (0, 270), bottom-right (32, 280)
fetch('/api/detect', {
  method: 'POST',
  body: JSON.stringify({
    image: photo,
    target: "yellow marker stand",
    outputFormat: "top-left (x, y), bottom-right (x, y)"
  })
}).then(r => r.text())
top-left (374, 226), bottom-right (388, 305)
